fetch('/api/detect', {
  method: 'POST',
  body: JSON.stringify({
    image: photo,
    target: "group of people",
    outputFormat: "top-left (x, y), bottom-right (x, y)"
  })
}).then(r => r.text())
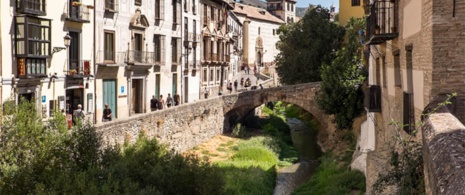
top-left (150, 93), bottom-right (180, 111)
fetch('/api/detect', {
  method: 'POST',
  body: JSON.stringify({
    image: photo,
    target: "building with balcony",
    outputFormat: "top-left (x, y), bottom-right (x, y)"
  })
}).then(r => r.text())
top-left (339, 0), bottom-right (365, 26)
top-left (1, 0), bottom-right (95, 121)
top-left (94, 0), bottom-right (184, 122)
top-left (227, 11), bottom-right (243, 79)
top-left (182, 0), bottom-right (202, 103)
top-left (359, 0), bottom-right (465, 193)
top-left (199, 0), bottom-right (234, 98)
top-left (232, 2), bottom-right (284, 71)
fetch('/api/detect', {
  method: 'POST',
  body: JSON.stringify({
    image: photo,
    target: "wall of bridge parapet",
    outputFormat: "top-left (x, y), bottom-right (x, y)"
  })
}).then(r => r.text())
top-left (422, 95), bottom-right (465, 194)
top-left (96, 97), bottom-right (225, 153)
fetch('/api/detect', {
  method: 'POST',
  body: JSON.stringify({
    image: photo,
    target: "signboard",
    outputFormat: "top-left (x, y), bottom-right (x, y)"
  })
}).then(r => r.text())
top-left (41, 95), bottom-right (46, 103)
top-left (121, 86), bottom-right (125, 93)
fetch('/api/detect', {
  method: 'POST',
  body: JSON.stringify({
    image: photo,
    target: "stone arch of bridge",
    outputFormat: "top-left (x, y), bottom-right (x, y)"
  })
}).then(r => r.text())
top-left (222, 83), bottom-right (333, 135)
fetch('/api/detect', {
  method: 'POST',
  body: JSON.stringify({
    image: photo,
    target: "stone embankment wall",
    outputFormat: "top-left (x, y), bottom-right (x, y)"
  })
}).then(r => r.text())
top-left (96, 97), bottom-right (225, 153)
top-left (422, 95), bottom-right (465, 194)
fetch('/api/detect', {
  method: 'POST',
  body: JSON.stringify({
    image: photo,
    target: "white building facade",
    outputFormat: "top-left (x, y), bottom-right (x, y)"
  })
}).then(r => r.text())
top-left (1, 0), bottom-right (95, 122)
top-left (227, 12), bottom-right (243, 80)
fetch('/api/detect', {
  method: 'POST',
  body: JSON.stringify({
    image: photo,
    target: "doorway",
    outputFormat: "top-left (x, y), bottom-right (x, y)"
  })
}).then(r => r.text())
top-left (103, 79), bottom-right (117, 119)
top-left (66, 89), bottom-right (83, 115)
top-left (184, 77), bottom-right (188, 103)
top-left (131, 79), bottom-right (143, 114)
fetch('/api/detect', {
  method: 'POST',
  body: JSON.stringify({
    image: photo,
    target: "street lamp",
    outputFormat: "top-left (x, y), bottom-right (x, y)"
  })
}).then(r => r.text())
top-left (64, 33), bottom-right (72, 47)
top-left (181, 45), bottom-right (192, 104)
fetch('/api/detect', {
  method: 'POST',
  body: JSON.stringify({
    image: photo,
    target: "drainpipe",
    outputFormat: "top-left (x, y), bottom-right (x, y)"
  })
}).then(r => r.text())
top-left (93, 0), bottom-right (97, 124)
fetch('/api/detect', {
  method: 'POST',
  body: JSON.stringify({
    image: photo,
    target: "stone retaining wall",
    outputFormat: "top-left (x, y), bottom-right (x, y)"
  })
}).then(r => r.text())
top-left (96, 97), bottom-right (225, 153)
top-left (422, 95), bottom-right (465, 194)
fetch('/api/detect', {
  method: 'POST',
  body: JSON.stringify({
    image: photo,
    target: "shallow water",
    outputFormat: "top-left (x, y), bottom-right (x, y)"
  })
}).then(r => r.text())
top-left (273, 118), bottom-right (322, 195)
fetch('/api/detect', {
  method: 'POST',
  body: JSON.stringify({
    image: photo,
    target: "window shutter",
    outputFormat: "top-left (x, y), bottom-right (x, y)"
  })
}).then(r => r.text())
top-left (177, 38), bottom-right (182, 64)
top-left (160, 0), bottom-right (165, 20)
top-left (161, 36), bottom-right (165, 65)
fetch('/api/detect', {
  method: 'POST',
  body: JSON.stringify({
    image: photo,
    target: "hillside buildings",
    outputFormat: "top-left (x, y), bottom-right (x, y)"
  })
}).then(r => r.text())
top-left (359, 0), bottom-right (465, 193)
top-left (0, 0), bottom-right (289, 123)
top-left (1, 0), bottom-right (95, 121)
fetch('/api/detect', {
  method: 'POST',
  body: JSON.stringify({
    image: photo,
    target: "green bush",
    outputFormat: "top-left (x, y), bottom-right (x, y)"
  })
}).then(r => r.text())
top-left (293, 155), bottom-right (366, 195)
top-left (0, 100), bottom-right (225, 194)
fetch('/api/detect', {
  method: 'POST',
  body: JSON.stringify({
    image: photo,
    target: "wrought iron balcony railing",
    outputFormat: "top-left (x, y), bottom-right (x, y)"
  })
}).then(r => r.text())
top-left (364, 85), bottom-right (382, 112)
top-left (67, 59), bottom-right (92, 76)
top-left (125, 50), bottom-right (155, 64)
top-left (96, 51), bottom-right (126, 65)
top-left (67, 3), bottom-right (90, 23)
top-left (365, 0), bottom-right (398, 45)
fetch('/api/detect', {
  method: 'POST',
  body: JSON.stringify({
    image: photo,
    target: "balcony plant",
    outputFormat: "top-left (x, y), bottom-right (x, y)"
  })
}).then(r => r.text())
top-left (72, 1), bottom-right (82, 6)
top-left (375, 25), bottom-right (381, 34)
top-left (69, 69), bottom-right (77, 75)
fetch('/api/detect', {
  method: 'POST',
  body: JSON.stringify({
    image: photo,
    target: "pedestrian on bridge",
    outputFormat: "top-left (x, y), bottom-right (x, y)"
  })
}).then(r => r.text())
top-left (234, 80), bottom-right (238, 92)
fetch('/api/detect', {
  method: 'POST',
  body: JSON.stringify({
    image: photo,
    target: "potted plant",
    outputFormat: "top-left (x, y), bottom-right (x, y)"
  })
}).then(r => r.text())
top-left (72, 1), bottom-right (82, 6)
top-left (375, 25), bottom-right (381, 34)
top-left (69, 69), bottom-right (77, 75)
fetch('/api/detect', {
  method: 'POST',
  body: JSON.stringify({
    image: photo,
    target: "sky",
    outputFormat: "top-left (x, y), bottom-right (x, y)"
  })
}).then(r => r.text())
top-left (296, 0), bottom-right (339, 11)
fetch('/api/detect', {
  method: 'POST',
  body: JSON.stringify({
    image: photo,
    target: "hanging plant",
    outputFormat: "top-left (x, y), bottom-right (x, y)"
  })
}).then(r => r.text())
top-left (72, 1), bottom-right (82, 6)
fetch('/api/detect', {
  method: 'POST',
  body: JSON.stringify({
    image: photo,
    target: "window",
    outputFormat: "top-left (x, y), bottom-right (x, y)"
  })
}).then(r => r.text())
top-left (403, 46), bottom-right (414, 134)
top-left (287, 3), bottom-right (289, 11)
top-left (193, 20), bottom-right (197, 40)
top-left (193, 48), bottom-right (196, 66)
top-left (291, 4), bottom-right (294, 12)
top-left (216, 69), bottom-right (220, 81)
top-left (203, 5), bottom-right (208, 25)
top-left (184, 17), bottom-right (188, 41)
top-left (351, 0), bottom-right (360, 6)
top-left (16, 0), bottom-right (46, 15)
top-left (382, 56), bottom-right (386, 88)
top-left (203, 68), bottom-right (208, 82)
top-left (258, 27), bottom-right (260, 35)
top-left (15, 16), bottom-right (51, 57)
top-left (192, 0), bottom-right (196, 14)
top-left (68, 32), bottom-right (80, 74)
top-left (375, 57), bottom-right (380, 85)
top-left (155, 0), bottom-right (165, 20)
top-left (105, 0), bottom-right (116, 11)
top-left (184, 0), bottom-right (188, 12)
top-left (135, 0), bottom-right (141, 6)
top-left (171, 38), bottom-right (181, 64)
top-left (210, 69), bottom-right (214, 83)
top-left (154, 35), bottom-right (165, 64)
top-left (173, 0), bottom-right (181, 24)
top-left (394, 51), bottom-right (401, 86)
top-left (273, 29), bottom-right (276, 35)
top-left (104, 31), bottom-right (115, 62)
top-left (211, 7), bottom-right (215, 22)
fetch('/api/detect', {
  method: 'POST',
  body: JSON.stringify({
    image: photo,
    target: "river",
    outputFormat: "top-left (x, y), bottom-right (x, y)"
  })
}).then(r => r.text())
top-left (274, 118), bottom-right (322, 195)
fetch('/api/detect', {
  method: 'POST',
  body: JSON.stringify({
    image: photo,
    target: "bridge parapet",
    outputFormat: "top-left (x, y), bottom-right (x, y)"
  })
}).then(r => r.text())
top-left (422, 95), bottom-right (465, 194)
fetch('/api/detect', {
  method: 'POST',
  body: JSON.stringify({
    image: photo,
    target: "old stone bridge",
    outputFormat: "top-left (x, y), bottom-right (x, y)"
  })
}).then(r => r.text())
top-left (96, 82), bottom-right (337, 152)
top-left (96, 82), bottom-right (462, 193)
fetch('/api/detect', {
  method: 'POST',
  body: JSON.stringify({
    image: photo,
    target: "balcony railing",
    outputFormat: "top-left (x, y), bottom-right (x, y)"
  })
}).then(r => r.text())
top-left (67, 59), bottom-right (92, 76)
top-left (67, 4), bottom-right (90, 23)
top-left (16, 0), bottom-right (46, 16)
top-left (364, 85), bottom-right (381, 112)
top-left (96, 51), bottom-right (126, 65)
top-left (126, 50), bottom-right (155, 64)
top-left (365, 1), bottom-right (398, 45)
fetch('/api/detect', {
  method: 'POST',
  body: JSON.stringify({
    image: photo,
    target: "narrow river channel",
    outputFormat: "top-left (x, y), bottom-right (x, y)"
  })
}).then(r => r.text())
top-left (274, 118), bottom-right (323, 195)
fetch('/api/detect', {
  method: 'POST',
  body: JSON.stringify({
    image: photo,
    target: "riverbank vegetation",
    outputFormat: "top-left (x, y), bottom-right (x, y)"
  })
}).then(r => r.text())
top-left (0, 100), bottom-right (224, 194)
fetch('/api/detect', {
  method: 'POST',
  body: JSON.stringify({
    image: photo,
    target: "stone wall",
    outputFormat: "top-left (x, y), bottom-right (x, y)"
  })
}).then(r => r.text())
top-left (422, 95), bottom-right (465, 195)
top-left (96, 97), bottom-right (225, 153)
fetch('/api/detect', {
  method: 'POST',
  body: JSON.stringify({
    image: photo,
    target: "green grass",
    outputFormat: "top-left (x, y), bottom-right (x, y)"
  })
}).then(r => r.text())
top-left (293, 155), bottom-right (366, 195)
top-left (216, 136), bottom-right (279, 195)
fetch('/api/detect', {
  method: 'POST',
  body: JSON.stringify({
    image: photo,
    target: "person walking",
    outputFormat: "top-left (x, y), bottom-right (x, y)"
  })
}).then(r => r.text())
top-left (247, 66), bottom-right (250, 75)
top-left (158, 95), bottom-right (165, 110)
top-left (259, 84), bottom-right (264, 90)
top-left (174, 92), bottom-right (180, 106)
top-left (234, 79), bottom-right (238, 92)
top-left (240, 78), bottom-right (244, 88)
top-left (150, 95), bottom-right (158, 111)
top-left (73, 104), bottom-right (84, 124)
top-left (204, 87), bottom-right (210, 99)
top-left (102, 103), bottom-right (112, 122)
top-left (166, 93), bottom-right (173, 108)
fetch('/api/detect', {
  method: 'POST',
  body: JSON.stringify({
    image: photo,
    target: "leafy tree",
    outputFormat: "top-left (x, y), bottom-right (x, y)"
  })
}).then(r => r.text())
top-left (317, 17), bottom-right (367, 129)
top-left (275, 5), bottom-right (345, 84)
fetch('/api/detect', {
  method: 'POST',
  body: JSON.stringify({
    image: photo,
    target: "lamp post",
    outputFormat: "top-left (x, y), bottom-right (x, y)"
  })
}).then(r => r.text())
top-left (181, 45), bottom-right (192, 104)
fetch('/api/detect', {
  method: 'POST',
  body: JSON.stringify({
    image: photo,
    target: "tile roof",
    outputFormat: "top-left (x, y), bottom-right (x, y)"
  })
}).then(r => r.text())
top-left (233, 3), bottom-right (284, 24)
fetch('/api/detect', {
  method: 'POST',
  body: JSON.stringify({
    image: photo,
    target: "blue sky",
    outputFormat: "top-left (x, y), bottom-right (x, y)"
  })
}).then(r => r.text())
top-left (296, 0), bottom-right (339, 10)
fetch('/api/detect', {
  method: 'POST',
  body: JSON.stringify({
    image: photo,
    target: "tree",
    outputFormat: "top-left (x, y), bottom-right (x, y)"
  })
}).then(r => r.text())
top-left (275, 5), bottom-right (345, 85)
top-left (317, 17), bottom-right (367, 130)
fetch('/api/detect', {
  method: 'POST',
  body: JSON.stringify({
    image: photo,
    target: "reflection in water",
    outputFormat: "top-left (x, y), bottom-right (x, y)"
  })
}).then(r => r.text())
top-left (274, 118), bottom-right (323, 195)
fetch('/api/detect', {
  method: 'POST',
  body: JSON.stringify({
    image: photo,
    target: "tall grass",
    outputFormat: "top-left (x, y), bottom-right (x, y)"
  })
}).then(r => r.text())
top-left (217, 136), bottom-right (279, 195)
